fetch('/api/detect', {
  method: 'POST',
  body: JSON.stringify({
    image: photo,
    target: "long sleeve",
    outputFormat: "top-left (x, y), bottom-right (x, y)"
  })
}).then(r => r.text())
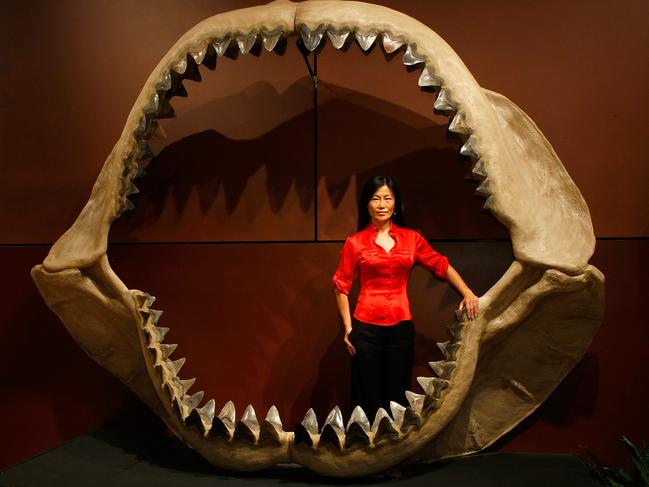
top-left (414, 232), bottom-right (449, 279)
top-left (332, 238), bottom-right (357, 295)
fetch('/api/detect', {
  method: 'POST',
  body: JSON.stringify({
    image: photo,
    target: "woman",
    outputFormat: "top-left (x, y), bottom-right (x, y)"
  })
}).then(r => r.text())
top-left (333, 176), bottom-right (479, 420)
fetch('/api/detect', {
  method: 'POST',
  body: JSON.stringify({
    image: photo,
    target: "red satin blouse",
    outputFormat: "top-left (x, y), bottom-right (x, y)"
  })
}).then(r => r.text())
top-left (333, 222), bottom-right (449, 326)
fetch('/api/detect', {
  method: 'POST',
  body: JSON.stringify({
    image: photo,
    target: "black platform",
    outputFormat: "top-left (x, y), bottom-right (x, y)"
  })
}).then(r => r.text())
top-left (1, 428), bottom-right (600, 486)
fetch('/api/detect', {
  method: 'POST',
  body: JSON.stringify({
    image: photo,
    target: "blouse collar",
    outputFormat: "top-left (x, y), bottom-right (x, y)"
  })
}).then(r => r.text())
top-left (365, 220), bottom-right (400, 237)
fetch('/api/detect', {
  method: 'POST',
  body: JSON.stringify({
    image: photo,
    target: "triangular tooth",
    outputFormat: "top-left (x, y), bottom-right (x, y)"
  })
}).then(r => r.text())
top-left (418, 66), bottom-right (442, 87)
top-left (371, 408), bottom-right (390, 433)
top-left (261, 27), bottom-right (283, 51)
top-left (158, 343), bottom-right (177, 360)
top-left (483, 195), bottom-right (495, 211)
top-left (212, 35), bottom-right (232, 57)
top-left (180, 57), bottom-right (202, 82)
top-left (401, 407), bottom-right (422, 432)
top-left (197, 399), bottom-right (216, 426)
top-left (168, 74), bottom-right (187, 98)
top-left (156, 97), bottom-right (176, 119)
top-left (144, 293), bottom-right (156, 307)
top-left (432, 378), bottom-right (450, 398)
top-left (133, 115), bottom-right (148, 138)
top-left (460, 136), bottom-right (480, 158)
top-left (179, 377), bottom-right (195, 395)
top-left (344, 420), bottom-right (371, 448)
top-left (183, 391), bottom-right (204, 411)
top-left (372, 408), bottom-right (400, 442)
top-left (170, 357), bottom-right (185, 375)
top-left (264, 405), bottom-right (282, 429)
top-left (428, 360), bottom-right (456, 379)
top-left (218, 400), bottom-right (235, 425)
top-left (136, 141), bottom-right (155, 161)
top-left (403, 44), bottom-right (426, 65)
top-left (201, 45), bottom-right (217, 70)
top-left (355, 30), bottom-right (377, 51)
top-left (405, 390), bottom-right (425, 413)
top-left (449, 112), bottom-right (469, 134)
top-left (318, 424), bottom-right (343, 449)
top-left (382, 32), bottom-right (405, 53)
top-left (134, 167), bottom-right (146, 180)
top-left (150, 325), bottom-right (170, 343)
top-left (153, 122), bottom-right (167, 139)
top-left (476, 178), bottom-right (492, 197)
top-left (172, 57), bottom-right (187, 75)
top-left (149, 309), bottom-right (163, 324)
top-left (437, 341), bottom-right (461, 360)
top-left (190, 43), bottom-right (208, 64)
top-left (389, 401), bottom-right (406, 427)
top-left (157, 72), bottom-right (172, 91)
top-left (236, 31), bottom-right (257, 55)
top-left (293, 423), bottom-right (314, 447)
top-left (417, 376), bottom-right (435, 395)
top-left (448, 322), bottom-right (463, 340)
top-left (126, 182), bottom-right (139, 196)
top-left (233, 421), bottom-right (258, 443)
top-left (299, 24), bottom-right (325, 52)
top-left (241, 404), bottom-right (258, 427)
top-left (163, 377), bottom-right (182, 399)
top-left (434, 88), bottom-right (457, 111)
top-left (209, 416), bottom-right (233, 439)
top-left (326, 29), bottom-right (350, 49)
top-left (323, 405), bottom-right (343, 431)
top-left (302, 408), bottom-right (318, 434)
top-left (346, 405), bottom-right (370, 432)
top-left (123, 199), bottom-right (135, 212)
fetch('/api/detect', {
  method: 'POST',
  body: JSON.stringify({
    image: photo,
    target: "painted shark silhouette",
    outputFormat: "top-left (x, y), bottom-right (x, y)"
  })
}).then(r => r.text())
top-left (31, 0), bottom-right (604, 477)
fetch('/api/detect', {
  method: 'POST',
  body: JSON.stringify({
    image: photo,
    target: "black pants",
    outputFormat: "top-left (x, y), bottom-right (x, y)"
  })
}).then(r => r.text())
top-left (349, 318), bottom-right (414, 420)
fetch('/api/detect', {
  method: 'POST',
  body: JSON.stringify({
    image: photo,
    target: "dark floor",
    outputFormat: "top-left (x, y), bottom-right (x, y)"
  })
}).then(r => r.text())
top-left (1, 428), bottom-right (601, 487)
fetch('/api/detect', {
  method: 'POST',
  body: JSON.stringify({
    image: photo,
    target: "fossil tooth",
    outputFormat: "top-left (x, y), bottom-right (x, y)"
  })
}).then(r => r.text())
top-left (323, 405), bottom-right (344, 432)
top-left (234, 404), bottom-right (259, 442)
top-left (344, 405), bottom-right (371, 448)
top-left (434, 88), bottom-right (457, 112)
top-left (319, 406), bottom-right (344, 449)
top-left (483, 194), bottom-right (495, 211)
top-left (157, 72), bottom-right (172, 92)
top-left (302, 408), bottom-right (318, 434)
top-left (153, 122), bottom-right (167, 139)
top-left (136, 141), bottom-right (155, 161)
top-left (417, 376), bottom-right (435, 395)
top-left (180, 57), bottom-right (201, 82)
top-left (209, 417), bottom-right (233, 439)
top-left (166, 75), bottom-right (187, 98)
top-left (264, 405), bottom-right (282, 429)
top-left (259, 406), bottom-right (284, 445)
top-left (326, 29), bottom-right (350, 49)
top-left (471, 159), bottom-right (488, 180)
top-left (299, 24), bottom-right (325, 52)
top-left (476, 178), bottom-right (492, 197)
top-left (212, 35), bottom-right (231, 57)
top-left (432, 378), bottom-right (450, 398)
top-left (447, 322), bottom-right (464, 340)
top-left (183, 390), bottom-right (205, 411)
top-left (403, 44), bottom-right (426, 65)
top-left (157, 343), bottom-right (178, 360)
top-left (401, 407), bottom-right (422, 432)
top-left (372, 408), bottom-right (400, 442)
top-left (167, 357), bottom-right (186, 376)
top-left (405, 390), bottom-right (425, 413)
top-left (144, 293), bottom-right (156, 307)
top-left (190, 43), bottom-right (208, 65)
top-left (218, 400), bottom-right (235, 426)
top-left (294, 412), bottom-right (316, 447)
top-left (449, 111), bottom-right (469, 134)
top-left (133, 116), bottom-right (149, 138)
top-left (179, 377), bottom-right (195, 395)
top-left (389, 401), bottom-right (406, 427)
top-left (123, 199), bottom-right (135, 212)
top-left (172, 57), bottom-right (187, 75)
top-left (428, 360), bottom-right (456, 379)
top-left (418, 66), bottom-right (442, 87)
top-left (241, 404), bottom-right (258, 426)
top-left (382, 32), bottom-right (405, 53)
top-left (147, 325), bottom-right (169, 343)
top-left (236, 31), bottom-right (257, 55)
top-left (437, 341), bottom-right (461, 360)
top-left (148, 308), bottom-right (163, 324)
top-left (261, 27), bottom-right (282, 51)
top-left (460, 136), bottom-right (480, 159)
top-left (355, 30), bottom-right (377, 51)
top-left (194, 398), bottom-right (216, 432)
top-left (126, 182), bottom-right (139, 196)
top-left (156, 97), bottom-right (176, 119)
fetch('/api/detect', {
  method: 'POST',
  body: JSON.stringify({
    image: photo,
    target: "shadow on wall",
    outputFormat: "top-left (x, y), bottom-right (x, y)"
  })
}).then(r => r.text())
top-left (110, 79), bottom-right (507, 242)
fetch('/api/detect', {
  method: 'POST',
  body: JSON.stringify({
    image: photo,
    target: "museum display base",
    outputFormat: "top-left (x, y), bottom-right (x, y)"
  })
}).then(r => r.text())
top-left (1, 428), bottom-right (600, 486)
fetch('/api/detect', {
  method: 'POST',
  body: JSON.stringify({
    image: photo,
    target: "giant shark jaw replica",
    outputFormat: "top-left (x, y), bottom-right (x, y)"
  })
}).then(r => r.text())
top-left (31, 0), bottom-right (605, 478)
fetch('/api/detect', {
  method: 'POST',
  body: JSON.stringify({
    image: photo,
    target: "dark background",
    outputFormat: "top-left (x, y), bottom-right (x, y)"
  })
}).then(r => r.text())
top-left (1, 0), bottom-right (648, 471)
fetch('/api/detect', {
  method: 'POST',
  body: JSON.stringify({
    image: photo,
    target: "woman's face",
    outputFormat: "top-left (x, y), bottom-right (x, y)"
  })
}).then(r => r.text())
top-left (368, 185), bottom-right (395, 225)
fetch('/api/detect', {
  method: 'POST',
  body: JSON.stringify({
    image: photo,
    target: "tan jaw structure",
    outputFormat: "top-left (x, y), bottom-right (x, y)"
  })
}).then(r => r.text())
top-left (31, 0), bottom-right (605, 477)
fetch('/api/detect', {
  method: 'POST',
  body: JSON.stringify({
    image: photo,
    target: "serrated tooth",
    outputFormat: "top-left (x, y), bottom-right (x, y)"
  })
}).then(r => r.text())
top-left (471, 160), bottom-right (487, 180)
top-left (158, 343), bottom-right (177, 360)
top-left (346, 405), bottom-right (370, 432)
top-left (432, 378), bottom-right (450, 398)
top-left (263, 405), bottom-right (282, 429)
top-left (172, 57), bottom-right (187, 75)
top-left (301, 408), bottom-right (318, 434)
top-left (326, 29), bottom-right (350, 49)
top-left (323, 405), bottom-right (343, 431)
top-left (143, 293), bottom-right (155, 307)
top-left (153, 122), bottom-right (167, 139)
top-left (418, 66), bottom-right (442, 87)
top-left (148, 308), bottom-right (163, 324)
top-left (197, 399), bottom-right (215, 424)
top-left (405, 390), bottom-right (425, 413)
top-left (403, 44), bottom-right (426, 65)
top-left (149, 325), bottom-right (169, 343)
top-left (136, 141), bottom-right (155, 161)
top-left (448, 322), bottom-right (463, 340)
top-left (212, 35), bottom-right (231, 57)
top-left (372, 408), bottom-right (400, 442)
top-left (299, 24), bottom-right (325, 52)
top-left (261, 27), bottom-right (282, 51)
top-left (382, 32), bottom-right (405, 53)
top-left (417, 376), bottom-right (435, 395)
top-left (126, 181), bottom-right (139, 196)
top-left (157, 72), bottom-right (172, 92)
top-left (460, 136), bottom-right (480, 158)
top-left (429, 360), bottom-right (456, 379)
top-left (183, 391), bottom-right (204, 411)
top-left (169, 357), bottom-right (185, 375)
top-left (476, 178), bottom-right (492, 197)
top-left (236, 31), bottom-right (257, 55)
top-left (355, 30), bottom-right (377, 51)
top-left (190, 43), bottom-right (208, 65)
top-left (389, 401), bottom-right (405, 427)
top-left (179, 377), bottom-right (195, 394)
top-left (437, 341), bottom-right (461, 360)
top-left (241, 404), bottom-right (259, 428)
top-left (259, 406), bottom-right (284, 445)
top-left (483, 195), bottom-right (495, 211)
top-left (219, 400), bottom-right (235, 425)
top-left (449, 112), bottom-right (469, 134)
top-left (123, 199), bottom-right (135, 212)
top-left (371, 408), bottom-right (390, 433)
top-left (401, 407), bottom-right (422, 432)
top-left (434, 88), bottom-right (457, 111)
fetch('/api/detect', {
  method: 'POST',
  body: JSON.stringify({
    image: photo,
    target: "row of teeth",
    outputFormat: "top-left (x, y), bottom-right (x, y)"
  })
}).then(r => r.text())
top-left (136, 292), bottom-right (467, 450)
top-left (116, 24), bottom-right (494, 218)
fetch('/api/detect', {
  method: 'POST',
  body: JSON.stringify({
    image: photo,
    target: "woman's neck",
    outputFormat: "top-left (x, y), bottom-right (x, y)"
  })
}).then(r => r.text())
top-left (371, 219), bottom-right (391, 233)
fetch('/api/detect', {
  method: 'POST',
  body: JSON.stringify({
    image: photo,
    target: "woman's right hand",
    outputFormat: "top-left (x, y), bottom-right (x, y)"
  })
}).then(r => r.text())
top-left (344, 330), bottom-right (356, 356)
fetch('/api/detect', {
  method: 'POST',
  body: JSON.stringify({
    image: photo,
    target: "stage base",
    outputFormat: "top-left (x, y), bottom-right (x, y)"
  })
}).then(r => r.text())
top-left (1, 428), bottom-right (600, 486)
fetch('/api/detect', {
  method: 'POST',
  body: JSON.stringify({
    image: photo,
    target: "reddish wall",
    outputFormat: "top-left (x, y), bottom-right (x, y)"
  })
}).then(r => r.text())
top-left (1, 0), bottom-right (648, 471)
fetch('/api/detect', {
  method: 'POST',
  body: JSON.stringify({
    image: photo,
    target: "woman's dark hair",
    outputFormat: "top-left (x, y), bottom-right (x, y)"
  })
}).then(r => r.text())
top-left (357, 176), bottom-right (406, 231)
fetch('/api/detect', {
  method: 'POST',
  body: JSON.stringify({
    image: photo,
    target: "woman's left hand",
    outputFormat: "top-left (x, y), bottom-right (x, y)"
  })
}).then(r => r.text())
top-left (459, 292), bottom-right (480, 319)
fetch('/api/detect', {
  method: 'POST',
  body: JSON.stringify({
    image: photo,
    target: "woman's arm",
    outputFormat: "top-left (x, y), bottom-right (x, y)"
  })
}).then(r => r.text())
top-left (446, 264), bottom-right (480, 319)
top-left (334, 289), bottom-right (356, 356)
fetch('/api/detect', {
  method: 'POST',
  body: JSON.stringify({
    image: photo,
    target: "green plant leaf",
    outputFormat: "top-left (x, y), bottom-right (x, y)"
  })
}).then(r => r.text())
top-left (620, 436), bottom-right (649, 485)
